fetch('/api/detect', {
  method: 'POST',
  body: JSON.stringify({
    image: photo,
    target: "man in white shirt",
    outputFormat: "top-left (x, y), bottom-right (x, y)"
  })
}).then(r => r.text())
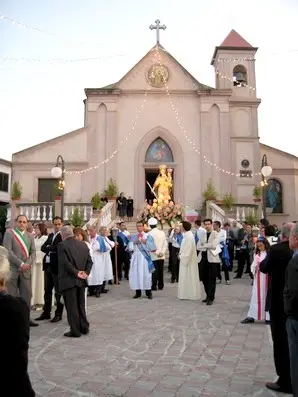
top-left (213, 221), bottom-right (230, 284)
top-left (148, 218), bottom-right (167, 290)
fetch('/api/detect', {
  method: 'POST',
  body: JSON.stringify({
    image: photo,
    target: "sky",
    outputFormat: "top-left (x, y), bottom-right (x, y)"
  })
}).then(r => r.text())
top-left (0, 0), bottom-right (298, 161)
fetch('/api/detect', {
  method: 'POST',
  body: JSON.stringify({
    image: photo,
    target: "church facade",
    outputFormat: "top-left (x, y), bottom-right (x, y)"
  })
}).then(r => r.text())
top-left (11, 29), bottom-right (298, 223)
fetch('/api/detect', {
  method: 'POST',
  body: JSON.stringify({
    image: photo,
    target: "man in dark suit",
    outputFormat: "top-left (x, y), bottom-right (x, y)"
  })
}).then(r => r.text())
top-left (284, 223), bottom-right (298, 397)
top-left (3, 214), bottom-right (38, 327)
top-left (58, 225), bottom-right (93, 338)
top-left (36, 216), bottom-right (64, 323)
top-left (260, 223), bottom-right (293, 394)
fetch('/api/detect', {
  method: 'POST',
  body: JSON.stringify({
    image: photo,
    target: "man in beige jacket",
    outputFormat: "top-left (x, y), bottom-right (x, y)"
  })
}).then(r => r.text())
top-left (148, 218), bottom-right (167, 290)
top-left (197, 219), bottom-right (220, 305)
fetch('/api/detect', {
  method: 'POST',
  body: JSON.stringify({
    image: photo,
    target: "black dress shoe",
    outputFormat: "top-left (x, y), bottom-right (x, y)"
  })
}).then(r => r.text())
top-left (101, 289), bottom-right (109, 293)
top-left (133, 294), bottom-right (141, 299)
top-left (241, 317), bottom-right (254, 324)
top-left (64, 331), bottom-right (80, 338)
top-left (35, 313), bottom-right (51, 321)
top-left (50, 315), bottom-right (62, 323)
top-left (266, 382), bottom-right (292, 394)
top-left (151, 287), bottom-right (157, 291)
top-left (206, 300), bottom-right (213, 306)
top-left (81, 328), bottom-right (89, 335)
top-left (234, 276), bottom-right (241, 279)
top-left (147, 294), bottom-right (153, 300)
top-left (30, 320), bottom-right (39, 327)
top-left (202, 298), bottom-right (208, 303)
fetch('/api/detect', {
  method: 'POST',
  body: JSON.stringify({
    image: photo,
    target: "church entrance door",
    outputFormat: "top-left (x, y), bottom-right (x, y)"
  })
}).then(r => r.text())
top-left (145, 169), bottom-right (159, 203)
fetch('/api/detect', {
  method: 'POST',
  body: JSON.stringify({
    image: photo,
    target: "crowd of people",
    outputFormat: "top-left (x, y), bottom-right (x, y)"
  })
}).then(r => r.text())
top-left (0, 214), bottom-right (298, 396)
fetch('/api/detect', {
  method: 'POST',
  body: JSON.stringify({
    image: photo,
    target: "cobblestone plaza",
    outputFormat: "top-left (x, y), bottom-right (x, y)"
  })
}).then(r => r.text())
top-left (29, 277), bottom-right (278, 397)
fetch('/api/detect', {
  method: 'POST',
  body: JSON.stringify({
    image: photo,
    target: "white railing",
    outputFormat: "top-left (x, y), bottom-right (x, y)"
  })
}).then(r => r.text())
top-left (207, 201), bottom-right (226, 224)
top-left (14, 203), bottom-right (93, 222)
top-left (206, 201), bottom-right (258, 226)
top-left (85, 202), bottom-right (115, 231)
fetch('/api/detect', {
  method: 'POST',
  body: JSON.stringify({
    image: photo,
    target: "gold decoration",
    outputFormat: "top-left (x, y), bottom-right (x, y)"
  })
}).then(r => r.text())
top-left (147, 64), bottom-right (169, 87)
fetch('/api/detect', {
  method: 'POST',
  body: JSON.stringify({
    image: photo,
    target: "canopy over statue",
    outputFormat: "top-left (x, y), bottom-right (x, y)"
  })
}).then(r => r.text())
top-left (152, 164), bottom-right (173, 203)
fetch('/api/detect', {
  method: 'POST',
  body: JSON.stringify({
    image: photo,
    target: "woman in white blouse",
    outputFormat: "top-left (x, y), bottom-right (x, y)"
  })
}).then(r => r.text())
top-left (31, 223), bottom-right (48, 308)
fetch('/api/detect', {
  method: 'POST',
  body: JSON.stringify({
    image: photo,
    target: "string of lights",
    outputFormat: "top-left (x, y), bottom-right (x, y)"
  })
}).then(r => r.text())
top-left (65, 50), bottom-right (160, 175)
top-left (155, 48), bottom-right (261, 178)
top-left (1, 54), bottom-right (127, 64)
top-left (0, 13), bottom-right (102, 48)
top-left (216, 70), bottom-right (256, 91)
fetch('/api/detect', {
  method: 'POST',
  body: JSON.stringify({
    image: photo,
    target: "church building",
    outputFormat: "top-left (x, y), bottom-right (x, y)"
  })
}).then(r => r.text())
top-left (11, 26), bottom-right (298, 224)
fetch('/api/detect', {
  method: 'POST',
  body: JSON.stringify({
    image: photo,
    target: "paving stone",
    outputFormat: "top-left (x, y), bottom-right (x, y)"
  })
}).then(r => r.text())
top-left (27, 276), bottom-right (275, 396)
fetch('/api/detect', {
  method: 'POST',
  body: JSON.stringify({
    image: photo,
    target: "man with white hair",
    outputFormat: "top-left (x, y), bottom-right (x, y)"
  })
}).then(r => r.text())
top-left (284, 223), bottom-right (298, 397)
top-left (57, 225), bottom-right (93, 338)
top-left (260, 223), bottom-right (293, 394)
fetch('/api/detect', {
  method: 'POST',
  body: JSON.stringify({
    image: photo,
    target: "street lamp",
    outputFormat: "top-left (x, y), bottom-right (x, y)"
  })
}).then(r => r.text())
top-left (51, 155), bottom-right (65, 220)
top-left (260, 154), bottom-right (272, 220)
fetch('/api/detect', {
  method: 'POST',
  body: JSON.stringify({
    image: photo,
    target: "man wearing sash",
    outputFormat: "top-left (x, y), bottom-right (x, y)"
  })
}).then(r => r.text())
top-left (128, 221), bottom-right (156, 299)
top-left (3, 214), bottom-right (37, 326)
top-left (118, 222), bottom-right (131, 280)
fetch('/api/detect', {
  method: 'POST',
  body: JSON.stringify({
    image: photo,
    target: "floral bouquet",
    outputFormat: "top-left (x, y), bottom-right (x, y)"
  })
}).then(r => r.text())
top-left (137, 199), bottom-right (184, 228)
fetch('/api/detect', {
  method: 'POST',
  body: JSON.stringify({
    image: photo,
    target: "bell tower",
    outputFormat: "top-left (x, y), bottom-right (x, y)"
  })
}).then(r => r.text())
top-left (211, 30), bottom-right (258, 98)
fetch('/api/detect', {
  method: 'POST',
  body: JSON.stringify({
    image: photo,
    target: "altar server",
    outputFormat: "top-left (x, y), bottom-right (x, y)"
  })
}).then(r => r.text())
top-left (128, 221), bottom-right (156, 299)
top-left (89, 226), bottom-right (114, 297)
top-left (241, 237), bottom-right (270, 324)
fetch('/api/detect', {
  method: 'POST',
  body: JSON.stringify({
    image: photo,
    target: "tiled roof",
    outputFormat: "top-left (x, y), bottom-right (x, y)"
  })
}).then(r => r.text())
top-left (220, 29), bottom-right (253, 48)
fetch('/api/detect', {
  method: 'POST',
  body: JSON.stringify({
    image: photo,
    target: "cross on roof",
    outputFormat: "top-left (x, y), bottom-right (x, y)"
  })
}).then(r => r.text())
top-left (149, 19), bottom-right (166, 44)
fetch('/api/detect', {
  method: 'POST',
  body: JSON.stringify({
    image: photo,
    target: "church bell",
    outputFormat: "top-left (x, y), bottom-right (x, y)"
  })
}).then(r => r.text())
top-left (235, 72), bottom-right (245, 82)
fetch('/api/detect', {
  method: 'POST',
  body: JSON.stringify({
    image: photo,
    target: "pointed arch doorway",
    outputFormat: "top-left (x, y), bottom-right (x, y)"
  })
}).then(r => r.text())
top-left (144, 137), bottom-right (175, 203)
top-left (134, 128), bottom-right (184, 212)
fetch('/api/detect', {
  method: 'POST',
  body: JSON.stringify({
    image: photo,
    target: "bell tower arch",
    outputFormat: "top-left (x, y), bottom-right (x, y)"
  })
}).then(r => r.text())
top-left (211, 29), bottom-right (258, 98)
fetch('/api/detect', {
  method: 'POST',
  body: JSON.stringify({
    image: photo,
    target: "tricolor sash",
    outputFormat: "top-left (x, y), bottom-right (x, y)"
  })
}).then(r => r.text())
top-left (11, 228), bottom-right (30, 259)
top-left (131, 233), bottom-right (156, 273)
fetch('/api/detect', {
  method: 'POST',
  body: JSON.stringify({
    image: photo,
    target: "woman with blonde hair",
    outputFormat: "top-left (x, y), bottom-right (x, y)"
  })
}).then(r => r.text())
top-left (0, 246), bottom-right (35, 396)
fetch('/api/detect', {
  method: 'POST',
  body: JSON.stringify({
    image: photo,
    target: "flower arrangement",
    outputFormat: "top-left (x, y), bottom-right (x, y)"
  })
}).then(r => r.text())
top-left (138, 199), bottom-right (184, 227)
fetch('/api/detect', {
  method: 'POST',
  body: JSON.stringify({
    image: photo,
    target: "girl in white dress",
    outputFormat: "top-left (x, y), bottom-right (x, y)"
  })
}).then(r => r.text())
top-left (31, 223), bottom-right (48, 308)
top-left (241, 237), bottom-right (271, 324)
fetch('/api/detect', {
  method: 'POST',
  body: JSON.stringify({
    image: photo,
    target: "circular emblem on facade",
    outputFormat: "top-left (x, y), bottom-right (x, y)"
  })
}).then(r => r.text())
top-left (147, 64), bottom-right (169, 87)
top-left (241, 159), bottom-right (250, 169)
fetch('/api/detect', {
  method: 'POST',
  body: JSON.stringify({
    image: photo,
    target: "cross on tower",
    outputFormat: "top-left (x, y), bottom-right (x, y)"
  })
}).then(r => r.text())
top-left (149, 19), bottom-right (166, 45)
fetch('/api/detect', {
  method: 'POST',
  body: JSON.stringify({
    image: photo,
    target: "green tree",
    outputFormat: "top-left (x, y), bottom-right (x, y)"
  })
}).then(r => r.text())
top-left (69, 208), bottom-right (85, 227)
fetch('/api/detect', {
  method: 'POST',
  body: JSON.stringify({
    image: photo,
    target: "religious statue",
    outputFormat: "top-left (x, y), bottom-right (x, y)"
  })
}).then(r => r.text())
top-left (148, 65), bottom-right (169, 88)
top-left (150, 164), bottom-right (173, 203)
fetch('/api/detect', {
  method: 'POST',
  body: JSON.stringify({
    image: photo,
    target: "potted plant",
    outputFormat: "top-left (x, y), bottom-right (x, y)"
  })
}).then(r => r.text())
top-left (91, 192), bottom-right (101, 210)
top-left (222, 193), bottom-right (235, 211)
top-left (11, 181), bottom-right (22, 201)
top-left (70, 208), bottom-right (85, 227)
top-left (54, 182), bottom-right (62, 200)
top-left (102, 178), bottom-right (119, 200)
top-left (202, 179), bottom-right (218, 201)
top-left (245, 212), bottom-right (259, 227)
top-left (253, 185), bottom-right (262, 202)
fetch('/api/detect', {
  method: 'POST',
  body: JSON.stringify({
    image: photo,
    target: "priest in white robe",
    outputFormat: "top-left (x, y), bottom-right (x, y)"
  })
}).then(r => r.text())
top-left (177, 221), bottom-right (201, 300)
top-left (128, 221), bottom-right (156, 299)
top-left (88, 226), bottom-right (114, 297)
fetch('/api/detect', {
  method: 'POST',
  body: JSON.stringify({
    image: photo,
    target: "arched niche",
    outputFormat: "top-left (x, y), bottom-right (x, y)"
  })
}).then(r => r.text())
top-left (233, 64), bottom-right (248, 87)
top-left (145, 137), bottom-right (174, 163)
top-left (265, 178), bottom-right (283, 213)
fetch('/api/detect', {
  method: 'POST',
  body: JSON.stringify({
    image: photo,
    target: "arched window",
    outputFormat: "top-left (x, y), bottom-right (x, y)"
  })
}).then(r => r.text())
top-left (145, 137), bottom-right (174, 163)
top-left (233, 65), bottom-right (247, 87)
top-left (265, 179), bottom-right (283, 213)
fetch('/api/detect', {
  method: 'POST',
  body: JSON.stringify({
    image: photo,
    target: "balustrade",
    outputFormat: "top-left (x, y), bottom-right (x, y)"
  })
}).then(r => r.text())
top-left (10, 202), bottom-right (93, 223)
top-left (206, 201), bottom-right (258, 226)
